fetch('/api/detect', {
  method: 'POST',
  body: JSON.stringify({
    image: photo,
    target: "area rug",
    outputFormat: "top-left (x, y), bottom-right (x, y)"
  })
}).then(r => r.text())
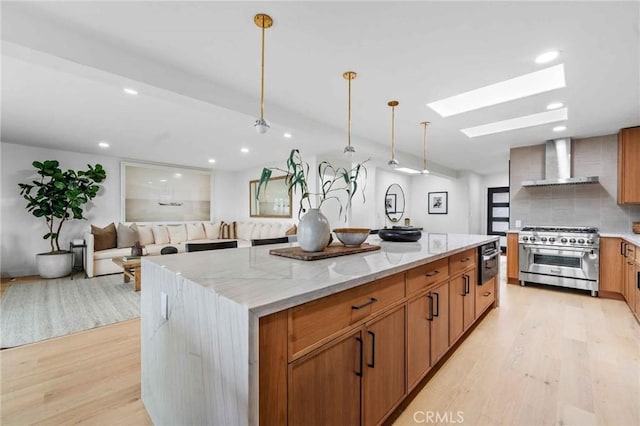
top-left (1, 274), bottom-right (139, 348)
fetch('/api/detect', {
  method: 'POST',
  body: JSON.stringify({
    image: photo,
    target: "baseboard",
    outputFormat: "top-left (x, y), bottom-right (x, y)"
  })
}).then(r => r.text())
top-left (598, 290), bottom-right (624, 301)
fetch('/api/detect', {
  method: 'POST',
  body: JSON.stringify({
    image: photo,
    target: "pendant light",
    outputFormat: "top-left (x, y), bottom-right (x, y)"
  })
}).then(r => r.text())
top-left (254, 13), bottom-right (273, 134)
top-left (343, 71), bottom-right (357, 157)
top-left (420, 121), bottom-right (430, 174)
top-left (387, 101), bottom-right (399, 168)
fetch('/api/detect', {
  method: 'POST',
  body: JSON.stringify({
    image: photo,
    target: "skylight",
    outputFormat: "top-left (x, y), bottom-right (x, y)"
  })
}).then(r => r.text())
top-left (395, 167), bottom-right (421, 174)
top-left (461, 108), bottom-right (568, 138)
top-left (427, 65), bottom-right (566, 117)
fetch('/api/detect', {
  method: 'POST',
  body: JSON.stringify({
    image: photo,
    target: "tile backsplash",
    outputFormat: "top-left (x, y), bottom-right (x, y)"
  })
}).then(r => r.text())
top-left (509, 134), bottom-right (640, 233)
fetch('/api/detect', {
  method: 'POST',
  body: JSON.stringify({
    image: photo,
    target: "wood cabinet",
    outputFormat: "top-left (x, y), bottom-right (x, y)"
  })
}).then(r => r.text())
top-left (429, 281), bottom-right (450, 365)
top-left (624, 244), bottom-right (636, 313)
top-left (634, 262), bottom-right (640, 318)
top-left (599, 237), bottom-right (623, 294)
top-left (406, 293), bottom-right (431, 390)
top-left (618, 126), bottom-right (640, 204)
top-left (449, 269), bottom-right (476, 346)
top-left (289, 329), bottom-right (362, 426)
top-left (476, 276), bottom-right (497, 315)
top-left (363, 307), bottom-right (406, 426)
top-left (507, 232), bottom-right (519, 284)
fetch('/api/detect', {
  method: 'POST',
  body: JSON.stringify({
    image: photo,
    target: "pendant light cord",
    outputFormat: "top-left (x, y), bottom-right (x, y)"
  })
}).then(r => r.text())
top-left (260, 20), bottom-right (266, 120)
top-left (391, 105), bottom-right (396, 160)
top-left (347, 76), bottom-right (352, 148)
top-left (423, 122), bottom-right (428, 170)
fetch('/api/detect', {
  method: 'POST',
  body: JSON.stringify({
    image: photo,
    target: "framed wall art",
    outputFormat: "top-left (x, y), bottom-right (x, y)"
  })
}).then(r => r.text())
top-left (428, 191), bottom-right (448, 215)
top-left (121, 162), bottom-right (212, 222)
top-left (249, 175), bottom-right (292, 218)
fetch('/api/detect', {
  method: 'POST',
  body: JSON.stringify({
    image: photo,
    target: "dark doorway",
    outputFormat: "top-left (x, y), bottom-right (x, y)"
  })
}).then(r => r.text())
top-left (487, 187), bottom-right (509, 252)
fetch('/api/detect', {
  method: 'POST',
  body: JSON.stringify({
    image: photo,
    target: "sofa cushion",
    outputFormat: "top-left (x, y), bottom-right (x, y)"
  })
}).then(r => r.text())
top-left (167, 224), bottom-right (187, 244)
top-left (203, 221), bottom-right (222, 239)
top-left (152, 225), bottom-right (170, 244)
top-left (92, 223), bottom-right (117, 251)
top-left (93, 246), bottom-right (132, 260)
top-left (117, 223), bottom-right (138, 248)
top-left (236, 222), bottom-right (255, 241)
top-left (133, 224), bottom-right (155, 246)
top-left (186, 223), bottom-right (206, 241)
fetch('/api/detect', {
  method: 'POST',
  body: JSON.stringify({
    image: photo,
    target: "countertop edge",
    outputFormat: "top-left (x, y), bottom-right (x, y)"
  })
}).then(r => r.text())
top-left (600, 233), bottom-right (640, 245)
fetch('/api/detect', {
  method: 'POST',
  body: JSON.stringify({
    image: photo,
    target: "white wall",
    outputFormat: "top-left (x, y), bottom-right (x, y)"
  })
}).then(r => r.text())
top-left (409, 173), bottom-right (470, 234)
top-left (1, 142), bottom-right (121, 277)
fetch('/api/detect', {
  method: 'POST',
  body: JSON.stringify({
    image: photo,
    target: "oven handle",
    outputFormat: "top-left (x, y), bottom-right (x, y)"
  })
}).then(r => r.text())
top-left (520, 244), bottom-right (595, 254)
top-left (482, 250), bottom-right (500, 261)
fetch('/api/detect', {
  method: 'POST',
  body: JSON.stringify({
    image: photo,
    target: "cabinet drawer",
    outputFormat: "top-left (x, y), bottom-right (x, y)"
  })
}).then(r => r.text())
top-left (476, 276), bottom-right (496, 314)
top-left (636, 245), bottom-right (640, 264)
top-left (449, 248), bottom-right (476, 275)
top-left (406, 258), bottom-right (449, 295)
top-left (289, 273), bottom-right (405, 359)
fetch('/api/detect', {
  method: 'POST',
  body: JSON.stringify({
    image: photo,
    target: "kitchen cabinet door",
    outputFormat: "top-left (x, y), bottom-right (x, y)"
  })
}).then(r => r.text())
top-left (429, 281), bottom-right (450, 365)
top-left (363, 306), bottom-right (406, 426)
top-left (507, 232), bottom-right (519, 284)
top-left (599, 237), bottom-right (623, 295)
top-left (463, 269), bottom-right (477, 330)
top-left (407, 293), bottom-right (431, 390)
top-left (289, 329), bottom-right (362, 426)
top-left (625, 247), bottom-right (636, 316)
top-left (618, 126), bottom-right (640, 204)
top-left (449, 274), bottom-right (465, 345)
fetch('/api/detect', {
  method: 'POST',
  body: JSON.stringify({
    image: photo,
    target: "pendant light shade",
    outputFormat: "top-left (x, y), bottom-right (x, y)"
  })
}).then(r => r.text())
top-left (343, 71), bottom-right (357, 157)
top-left (254, 13), bottom-right (273, 134)
top-left (421, 121), bottom-right (430, 174)
top-left (387, 101), bottom-right (399, 168)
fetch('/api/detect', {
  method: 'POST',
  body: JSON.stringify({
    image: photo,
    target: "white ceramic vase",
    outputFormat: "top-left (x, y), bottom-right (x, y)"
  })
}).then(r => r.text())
top-left (297, 208), bottom-right (331, 252)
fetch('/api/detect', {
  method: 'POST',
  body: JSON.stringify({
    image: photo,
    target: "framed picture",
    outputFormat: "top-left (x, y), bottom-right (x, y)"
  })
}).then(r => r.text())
top-left (428, 191), bottom-right (448, 214)
top-left (428, 233), bottom-right (448, 254)
top-left (385, 194), bottom-right (397, 214)
top-left (121, 162), bottom-right (212, 222)
top-left (249, 175), bottom-right (292, 218)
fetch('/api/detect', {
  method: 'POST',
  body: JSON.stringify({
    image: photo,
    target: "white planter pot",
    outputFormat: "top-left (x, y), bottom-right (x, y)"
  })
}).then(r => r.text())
top-left (36, 252), bottom-right (73, 279)
top-left (297, 208), bottom-right (331, 252)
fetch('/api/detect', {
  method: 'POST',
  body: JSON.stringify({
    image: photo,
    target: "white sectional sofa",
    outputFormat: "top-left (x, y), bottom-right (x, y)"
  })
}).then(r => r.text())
top-left (83, 221), bottom-right (294, 278)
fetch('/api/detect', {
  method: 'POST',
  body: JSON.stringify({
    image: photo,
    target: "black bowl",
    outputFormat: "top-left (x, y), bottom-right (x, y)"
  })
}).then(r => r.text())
top-left (378, 228), bottom-right (423, 242)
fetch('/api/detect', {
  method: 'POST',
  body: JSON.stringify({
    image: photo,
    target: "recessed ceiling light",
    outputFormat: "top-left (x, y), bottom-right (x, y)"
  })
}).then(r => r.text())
top-left (208, 159), bottom-right (216, 164)
top-left (535, 50), bottom-right (559, 64)
top-left (123, 88), bottom-right (138, 95)
top-left (174, 173), bottom-right (182, 178)
top-left (461, 108), bottom-right (568, 138)
top-left (395, 167), bottom-right (421, 174)
top-left (241, 148), bottom-right (249, 153)
top-left (283, 133), bottom-right (292, 139)
top-left (160, 179), bottom-right (167, 183)
top-left (427, 65), bottom-right (566, 117)
top-left (553, 125), bottom-right (567, 132)
top-left (98, 141), bottom-right (109, 148)
top-left (546, 102), bottom-right (564, 110)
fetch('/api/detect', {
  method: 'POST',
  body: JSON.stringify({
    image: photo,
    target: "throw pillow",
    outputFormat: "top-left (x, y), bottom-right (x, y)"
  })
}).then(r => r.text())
top-left (116, 223), bottom-right (138, 248)
top-left (91, 223), bottom-right (117, 251)
top-left (152, 225), bottom-right (170, 245)
top-left (285, 224), bottom-right (297, 236)
top-left (230, 221), bottom-right (237, 239)
top-left (186, 223), bottom-right (206, 241)
top-left (220, 222), bottom-right (230, 239)
top-left (203, 221), bottom-right (222, 239)
top-left (167, 224), bottom-right (187, 244)
top-left (133, 224), bottom-right (155, 246)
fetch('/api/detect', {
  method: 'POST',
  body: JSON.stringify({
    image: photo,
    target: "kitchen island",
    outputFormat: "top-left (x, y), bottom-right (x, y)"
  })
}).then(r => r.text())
top-left (141, 233), bottom-right (500, 426)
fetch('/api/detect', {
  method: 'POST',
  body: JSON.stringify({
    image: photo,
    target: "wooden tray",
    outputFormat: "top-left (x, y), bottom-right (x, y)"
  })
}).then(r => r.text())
top-left (270, 243), bottom-right (380, 261)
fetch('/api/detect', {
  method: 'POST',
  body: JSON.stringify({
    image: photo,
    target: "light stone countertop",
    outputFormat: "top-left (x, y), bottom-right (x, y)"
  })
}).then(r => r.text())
top-left (144, 233), bottom-right (499, 317)
top-left (600, 232), bottom-right (640, 246)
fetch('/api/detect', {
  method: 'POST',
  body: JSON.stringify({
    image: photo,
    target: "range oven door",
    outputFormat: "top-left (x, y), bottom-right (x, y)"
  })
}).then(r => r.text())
top-left (519, 244), bottom-right (599, 282)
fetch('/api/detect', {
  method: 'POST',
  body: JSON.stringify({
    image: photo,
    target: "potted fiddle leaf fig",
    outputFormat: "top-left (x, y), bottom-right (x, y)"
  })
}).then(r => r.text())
top-left (257, 149), bottom-right (367, 252)
top-left (19, 160), bottom-right (106, 278)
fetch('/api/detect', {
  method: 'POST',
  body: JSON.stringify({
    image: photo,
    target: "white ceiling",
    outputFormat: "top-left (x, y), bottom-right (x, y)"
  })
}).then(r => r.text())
top-left (2, 1), bottom-right (638, 175)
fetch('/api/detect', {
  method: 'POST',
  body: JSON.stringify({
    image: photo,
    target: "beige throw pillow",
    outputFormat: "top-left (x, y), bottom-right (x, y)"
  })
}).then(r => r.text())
top-left (186, 223), bottom-right (206, 241)
top-left (152, 225), bottom-right (170, 244)
top-left (133, 224), bottom-right (155, 246)
top-left (204, 221), bottom-right (222, 240)
top-left (167, 224), bottom-right (187, 244)
top-left (116, 223), bottom-right (138, 248)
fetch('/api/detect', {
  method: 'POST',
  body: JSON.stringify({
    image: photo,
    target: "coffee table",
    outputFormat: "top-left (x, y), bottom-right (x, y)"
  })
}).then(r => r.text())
top-left (112, 256), bottom-right (142, 291)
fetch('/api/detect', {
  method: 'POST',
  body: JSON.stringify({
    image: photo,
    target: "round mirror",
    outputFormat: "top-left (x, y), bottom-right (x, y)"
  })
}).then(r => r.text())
top-left (384, 183), bottom-right (405, 223)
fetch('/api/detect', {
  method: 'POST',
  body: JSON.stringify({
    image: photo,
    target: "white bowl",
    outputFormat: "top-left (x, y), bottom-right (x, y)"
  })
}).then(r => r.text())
top-left (333, 228), bottom-right (371, 247)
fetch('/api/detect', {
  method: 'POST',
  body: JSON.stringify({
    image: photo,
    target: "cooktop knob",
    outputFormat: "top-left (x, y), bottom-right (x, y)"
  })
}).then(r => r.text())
top-left (578, 239), bottom-right (585, 244)
top-left (530, 237), bottom-right (536, 242)
top-left (522, 236), bottom-right (529, 241)
top-left (569, 238), bottom-right (576, 243)
top-left (541, 237), bottom-right (548, 242)
top-left (561, 238), bottom-right (568, 243)
top-left (549, 237), bottom-right (556, 242)
top-left (587, 239), bottom-right (594, 244)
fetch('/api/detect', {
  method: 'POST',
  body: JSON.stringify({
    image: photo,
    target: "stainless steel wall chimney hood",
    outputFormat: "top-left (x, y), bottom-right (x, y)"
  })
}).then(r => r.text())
top-left (521, 138), bottom-right (599, 187)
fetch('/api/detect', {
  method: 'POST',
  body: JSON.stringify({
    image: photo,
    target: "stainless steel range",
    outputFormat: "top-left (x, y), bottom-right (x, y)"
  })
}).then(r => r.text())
top-left (518, 226), bottom-right (600, 296)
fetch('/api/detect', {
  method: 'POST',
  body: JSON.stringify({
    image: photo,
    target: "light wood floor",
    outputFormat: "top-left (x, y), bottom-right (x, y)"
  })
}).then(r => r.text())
top-left (2, 266), bottom-right (638, 425)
